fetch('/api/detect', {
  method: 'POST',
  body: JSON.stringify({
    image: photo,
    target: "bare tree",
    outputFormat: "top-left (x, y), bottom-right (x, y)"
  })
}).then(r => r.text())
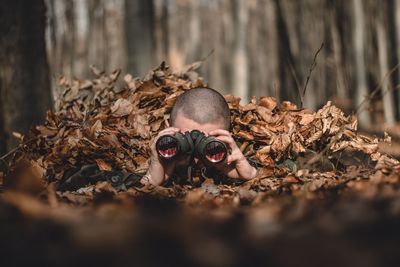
top-left (0, 0), bottom-right (52, 153)
top-left (247, 0), bottom-right (279, 98)
top-left (376, 3), bottom-right (396, 125)
top-left (232, 0), bottom-right (249, 103)
top-left (125, 0), bottom-right (155, 77)
top-left (299, 0), bottom-right (326, 111)
top-left (329, 1), bottom-right (347, 100)
top-left (353, 0), bottom-right (371, 128)
top-left (395, 0), bottom-right (400, 118)
top-left (73, 0), bottom-right (89, 77)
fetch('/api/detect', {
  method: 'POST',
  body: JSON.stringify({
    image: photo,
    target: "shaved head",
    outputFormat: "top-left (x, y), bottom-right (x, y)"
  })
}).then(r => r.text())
top-left (170, 87), bottom-right (231, 130)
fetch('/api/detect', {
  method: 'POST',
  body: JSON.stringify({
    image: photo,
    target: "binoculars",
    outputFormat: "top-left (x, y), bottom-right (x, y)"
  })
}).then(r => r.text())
top-left (155, 130), bottom-right (228, 164)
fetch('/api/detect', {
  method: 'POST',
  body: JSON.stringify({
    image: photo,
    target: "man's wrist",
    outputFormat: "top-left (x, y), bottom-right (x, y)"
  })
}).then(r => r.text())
top-left (236, 155), bottom-right (248, 165)
top-left (250, 166), bottom-right (258, 179)
top-left (236, 157), bottom-right (258, 180)
top-left (141, 172), bottom-right (153, 185)
top-left (149, 156), bottom-right (163, 166)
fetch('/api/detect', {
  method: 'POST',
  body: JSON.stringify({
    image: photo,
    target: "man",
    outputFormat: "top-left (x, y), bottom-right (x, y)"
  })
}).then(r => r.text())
top-left (142, 87), bottom-right (257, 186)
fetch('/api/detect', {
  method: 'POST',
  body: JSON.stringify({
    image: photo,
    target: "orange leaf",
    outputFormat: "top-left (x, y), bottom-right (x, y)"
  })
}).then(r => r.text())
top-left (95, 159), bottom-right (112, 171)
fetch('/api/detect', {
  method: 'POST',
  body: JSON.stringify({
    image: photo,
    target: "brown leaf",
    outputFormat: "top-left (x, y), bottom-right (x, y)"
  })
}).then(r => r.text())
top-left (281, 101), bottom-right (298, 111)
top-left (90, 120), bottom-right (103, 138)
top-left (242, 102), bottom-right (257, 112)
top-left (111, 99), bottom-right (134, 117)
top-left (236, 131), bottom-right (254, 140)
top-left (259, 96), bottom-right (277, 110)
top-left (299, 113), bottom-right (315, 125)
top-left (256, 106), bottom-right (273, 122)
top-left (4, 159), bottom-right (45, 195)
top-left (224, 94), bottom-right (241, 109)
top-left (95, 159), bottom-right (112, 171)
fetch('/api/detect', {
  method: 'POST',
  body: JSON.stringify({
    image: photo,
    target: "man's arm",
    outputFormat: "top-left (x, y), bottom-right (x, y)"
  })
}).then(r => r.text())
top-left (209, 129), bottom-right (258, 180)
top-left (216, 155), bottom-right (257, 180)
top-left (141, 127), bottom-right (180, 186)
top-left (142, 157), bottom-right (176, 186)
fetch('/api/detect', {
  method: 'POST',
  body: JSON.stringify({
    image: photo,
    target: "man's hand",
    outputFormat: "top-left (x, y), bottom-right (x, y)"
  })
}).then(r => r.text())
top-left (143, 127), bottom-right (180, 186)
top-left (149, 127), bottom-right (180, 161)
top-left (208, 129), bottom-right (257, 180)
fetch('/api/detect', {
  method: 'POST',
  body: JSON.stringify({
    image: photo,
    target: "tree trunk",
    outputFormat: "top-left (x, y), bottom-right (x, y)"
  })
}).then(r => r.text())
top-left (232, 0), bottom-right (249, 104)
top-left (274, 0), bottom-right (300, 104)
top-left (153, 0), bottom-right (169, 64)
top-left (125, 0), bottom-right (155, 77)
top-left (329, 2), bottom-right (347, 100)
top-left (395, 0), bottom-right (400, 119)
top-left (104, 0), bottom-right (127, 72)
top-left (352, 0), bottom-right (371, 128)
top-left (298, 0), bottom-right (326, 111)
top-left (0, 0), bottom-right (52, 153)
top-left (247, 0), bottom-right (279, 99)
top-left (376, 4), bottom-right (396, 125)
top-left (73, 0), bottom-right (89, 78)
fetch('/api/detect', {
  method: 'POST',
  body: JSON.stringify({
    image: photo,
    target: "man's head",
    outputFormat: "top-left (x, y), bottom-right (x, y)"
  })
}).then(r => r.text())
top-left (170, 87), bottom-right (231, 134)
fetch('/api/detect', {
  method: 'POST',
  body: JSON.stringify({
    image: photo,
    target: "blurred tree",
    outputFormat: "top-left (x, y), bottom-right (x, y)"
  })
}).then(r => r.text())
top-left (232, 0), bottom-right (249, 103)
top-left (352, 0), bottom-right (371, 128)
top-left (376, 1), bottom-right (396, 125)
top-left (125, 0), bottom-right (155, 77)
top-left (0, 0), bottom-right (52, 153)
top-left (46, 0), bottom-right (126, 83)
top-left (44, 0), bottom-right (400, 131)
top-left (396, 0), bottom-right (400, 119)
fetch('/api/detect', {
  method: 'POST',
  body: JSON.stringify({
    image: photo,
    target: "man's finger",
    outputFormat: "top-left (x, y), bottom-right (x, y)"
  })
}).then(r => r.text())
top-left (227, 154), bottom-right (240, 164)
top-left (227, 155), bottom-right (233, 164)
top-left (160, 127), bottom-right (179, 133)
top-left (209, 129), bottom-right (231, 137)
top-left (159, 131), bottom-right (176, 136)
top-left (158, 129), bottom-right (180, 137)
top-left (159, 127), bottom-right (180, 134)
top-left (215, 136), bottom-right (236, 148)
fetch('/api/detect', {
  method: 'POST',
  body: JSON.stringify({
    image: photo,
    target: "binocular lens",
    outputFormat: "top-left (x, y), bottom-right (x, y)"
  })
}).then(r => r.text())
top-left (156, 136), bottom-right (178, 158)
top-left (204, 141), bottom-right (227, 163)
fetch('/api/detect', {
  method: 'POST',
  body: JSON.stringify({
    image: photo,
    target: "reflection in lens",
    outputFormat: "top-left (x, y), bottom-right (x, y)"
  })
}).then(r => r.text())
top-left (204, 141), bottom-right (227, 163)
top-left (157, 136), bottom-right (178, 158)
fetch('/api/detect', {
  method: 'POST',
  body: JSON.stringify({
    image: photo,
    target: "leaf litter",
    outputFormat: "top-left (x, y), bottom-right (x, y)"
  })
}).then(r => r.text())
top-left (1, 62), bottom-right (400, 266)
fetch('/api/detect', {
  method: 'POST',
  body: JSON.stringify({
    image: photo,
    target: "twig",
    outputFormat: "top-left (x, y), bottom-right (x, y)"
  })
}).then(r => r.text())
top-left (301, 43), bottom-right (324, 109)
top-left (355, 63), bottom-right (400, 115)
top-left (287, 59), bottom-right (302, 102)
top-left (201, 48), bottom-right (215, 62)
top-left (0, 137), bottom-right (38, 161)
top-left (273, 82), bottom-right (279, 101)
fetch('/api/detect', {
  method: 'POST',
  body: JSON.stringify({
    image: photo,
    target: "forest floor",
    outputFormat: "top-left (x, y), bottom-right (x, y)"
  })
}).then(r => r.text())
top-left (1, 63), bottom-right (400, 267)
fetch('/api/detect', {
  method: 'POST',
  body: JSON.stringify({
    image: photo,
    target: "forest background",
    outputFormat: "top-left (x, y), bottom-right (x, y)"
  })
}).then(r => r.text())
top-left (1, 0), bottom-right (399, 154)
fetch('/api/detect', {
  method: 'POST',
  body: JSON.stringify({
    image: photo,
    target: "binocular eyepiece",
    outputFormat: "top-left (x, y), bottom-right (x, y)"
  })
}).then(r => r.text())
top-left (155, 130), bottom-right (228, 164)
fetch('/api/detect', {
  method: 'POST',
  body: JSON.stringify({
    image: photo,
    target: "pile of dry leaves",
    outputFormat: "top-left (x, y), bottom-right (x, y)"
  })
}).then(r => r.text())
top-left (1, 61), bottom-right (398, 200)
top-left (1, 62), bottom-right (400, 266)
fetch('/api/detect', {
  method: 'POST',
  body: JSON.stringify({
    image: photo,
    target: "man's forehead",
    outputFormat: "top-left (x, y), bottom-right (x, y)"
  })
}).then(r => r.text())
top-left (172, 112), bottom-right (225, 133)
